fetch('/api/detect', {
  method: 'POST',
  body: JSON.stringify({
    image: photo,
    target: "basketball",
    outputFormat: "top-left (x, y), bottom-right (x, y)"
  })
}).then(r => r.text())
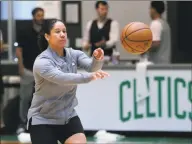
top-left (120, 22), bottom-right (153, 54)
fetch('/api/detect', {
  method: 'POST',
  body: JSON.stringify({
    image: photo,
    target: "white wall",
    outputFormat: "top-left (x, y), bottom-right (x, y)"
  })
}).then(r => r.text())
top-left (1, 1), bottom-right (61, 20)
top-left (1, 0), bottom-right (167, 60)
top-left (82, 1), bottom-right (167, 60)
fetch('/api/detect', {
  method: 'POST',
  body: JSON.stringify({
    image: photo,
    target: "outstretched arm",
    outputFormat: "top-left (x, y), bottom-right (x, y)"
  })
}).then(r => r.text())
top-left (34, 57), bottom-right (93, 85)
top-left (75, 48), bottom-right (104, 72)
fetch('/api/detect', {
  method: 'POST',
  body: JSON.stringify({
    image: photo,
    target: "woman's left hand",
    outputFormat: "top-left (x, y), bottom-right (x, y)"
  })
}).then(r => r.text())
top-left (93, 48), bottom-right (104, 60)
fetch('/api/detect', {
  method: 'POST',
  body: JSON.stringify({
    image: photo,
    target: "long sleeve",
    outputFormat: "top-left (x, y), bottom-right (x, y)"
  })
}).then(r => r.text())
top-left (34, 57), bottom-right (93, 85)
top-left (74, 49), bottom-right (104, 72)
top-left (105, 20), bottom-right (120, 49)
top-left (82, 20), bottom-right (92, 48)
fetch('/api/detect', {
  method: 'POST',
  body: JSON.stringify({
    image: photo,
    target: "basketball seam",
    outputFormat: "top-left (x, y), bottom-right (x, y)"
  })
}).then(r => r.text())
top-left (121, 22), bottom-right (135, 45)
top-left (125, 28), bottom-right (150, 38)
top-left (126, 39), bottom-right (152, 42)
top-left (122, 39), bottom-right (144, 53)
top-left (126, 42), bottom-right (144, 53)
top-left (124, 22), bottom-right (135, 40)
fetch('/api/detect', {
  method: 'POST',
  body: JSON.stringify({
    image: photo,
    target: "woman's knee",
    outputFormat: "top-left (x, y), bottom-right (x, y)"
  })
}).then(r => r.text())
top-left (64, 133), bottom-right (86, 144)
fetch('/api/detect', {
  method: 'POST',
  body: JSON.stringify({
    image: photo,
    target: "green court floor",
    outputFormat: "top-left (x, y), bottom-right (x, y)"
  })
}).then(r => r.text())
top-left (1, 135), bottom-right (192, 144)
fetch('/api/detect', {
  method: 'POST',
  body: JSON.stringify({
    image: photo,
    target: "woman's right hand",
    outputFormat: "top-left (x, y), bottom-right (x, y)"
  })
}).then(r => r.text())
top-left (91, 70), bottom-right (110, 80)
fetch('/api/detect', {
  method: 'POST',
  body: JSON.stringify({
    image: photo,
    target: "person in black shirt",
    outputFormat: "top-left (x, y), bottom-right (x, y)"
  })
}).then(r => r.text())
top-left (82, 1), bottom-right (120, 57)
top-left (15, 7), bottom-right (44, 134)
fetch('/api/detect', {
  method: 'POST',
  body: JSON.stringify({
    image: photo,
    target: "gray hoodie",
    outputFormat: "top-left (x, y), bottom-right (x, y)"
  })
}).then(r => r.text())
top-left (27, 47), bottom-right (103, 128)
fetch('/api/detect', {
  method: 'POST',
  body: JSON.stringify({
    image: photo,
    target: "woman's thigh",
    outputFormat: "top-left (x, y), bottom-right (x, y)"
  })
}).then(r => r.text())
top-left (57, 116), bottom-right (86, 144)
top-left (64, 133), bottom-right (86, 144)
top-left (30, 125), bottom-right (58, 144)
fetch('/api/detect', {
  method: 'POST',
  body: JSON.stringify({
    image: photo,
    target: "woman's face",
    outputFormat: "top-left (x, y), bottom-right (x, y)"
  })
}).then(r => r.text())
top-left (46, 21), bottom-right (67, 49)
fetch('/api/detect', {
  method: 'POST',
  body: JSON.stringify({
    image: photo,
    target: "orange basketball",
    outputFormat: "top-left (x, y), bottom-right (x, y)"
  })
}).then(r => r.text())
top-left (120, 22), bottom-right (152, 54)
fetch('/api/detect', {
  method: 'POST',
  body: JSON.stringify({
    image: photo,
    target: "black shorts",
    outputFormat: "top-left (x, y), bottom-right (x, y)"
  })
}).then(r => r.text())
top-left (29, 116), bottom-right (84, 144)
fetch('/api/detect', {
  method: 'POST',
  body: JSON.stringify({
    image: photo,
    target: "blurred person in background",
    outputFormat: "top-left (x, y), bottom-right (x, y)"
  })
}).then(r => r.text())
top-left (82, 1), bottom-right (120, 61)
top-left (0, 29), bottom-right (3, 53)
top-left (0, 29), bottom-right (4, 116)
top-left (16, 7), bottom-right (44, 134)
top-left (146, 1), bottom-right (171, 64)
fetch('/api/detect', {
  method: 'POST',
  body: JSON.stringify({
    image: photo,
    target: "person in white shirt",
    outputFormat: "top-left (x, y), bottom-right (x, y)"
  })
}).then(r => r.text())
top-left (0, 30), bottom-right (3, 52)
top-left (147, 1), bottom-right (171, 64)
top-left (82, 1), bottom-right (120, 57)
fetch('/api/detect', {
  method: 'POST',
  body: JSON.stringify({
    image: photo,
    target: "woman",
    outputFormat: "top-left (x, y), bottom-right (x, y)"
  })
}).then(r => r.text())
top-left (27, 19), bottom-right (109, 144)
